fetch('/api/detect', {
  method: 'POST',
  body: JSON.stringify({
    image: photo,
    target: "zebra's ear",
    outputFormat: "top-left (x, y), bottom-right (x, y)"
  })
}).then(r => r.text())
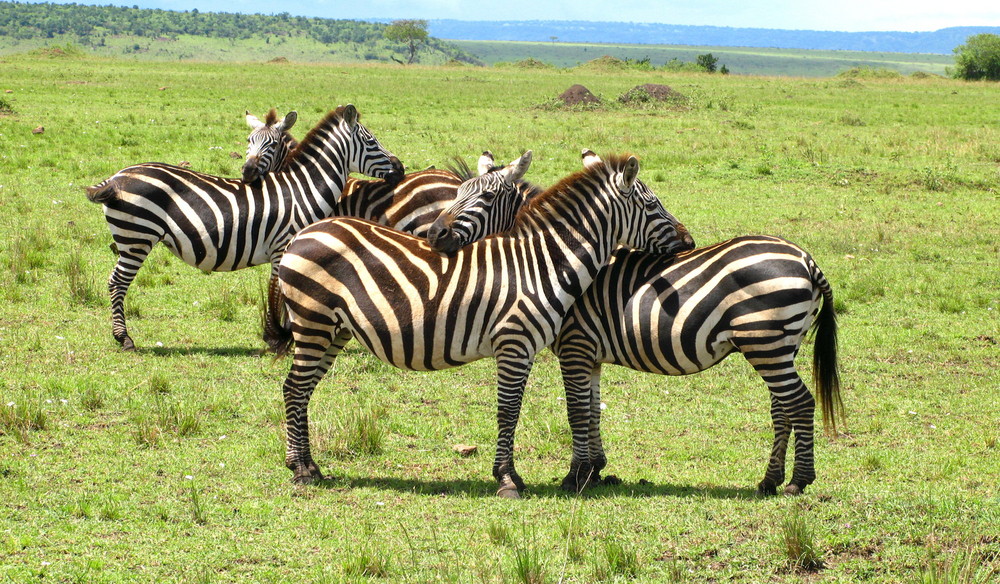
top-left (246, 111), bottom-right (265, 130)
top-left (477, 151), bottom-right (495, 176)
top-left (276, 111), bottom-right (297, 133)
top-left (617, 156), bottom-right (640, 194)
top-left (581, 149), bottom-right (602, 169)
top-left (503, 150), bottom-right (532, 183)
top-left (342, 104), bottom-right (359, 130)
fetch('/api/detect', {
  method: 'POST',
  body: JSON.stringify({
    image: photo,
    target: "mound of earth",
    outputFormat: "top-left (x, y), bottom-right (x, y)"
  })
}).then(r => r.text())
top-left (559, 84), bottom-right (601, 106)
top-left (619, 84), bottom-right (685, 104)
top-left (581, 55), bottom-right (627, 70)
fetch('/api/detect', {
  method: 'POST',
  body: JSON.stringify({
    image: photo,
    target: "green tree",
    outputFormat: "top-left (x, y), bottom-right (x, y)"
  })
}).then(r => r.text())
top-left (696, 53), bottom-right (719, 73)
top-left (952, 33), bottom-right (1000, 81)
top-left (384, 19), bottom-right (428, 64)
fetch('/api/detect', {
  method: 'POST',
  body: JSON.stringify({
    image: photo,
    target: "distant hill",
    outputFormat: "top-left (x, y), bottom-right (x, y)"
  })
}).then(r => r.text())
top-left (429, 20), bottom-right (1000, 55)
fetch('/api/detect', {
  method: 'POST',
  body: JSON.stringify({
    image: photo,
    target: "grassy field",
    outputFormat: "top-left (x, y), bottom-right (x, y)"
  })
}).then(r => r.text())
top-left (448, 40), bottom-right (955, 77)
top-left (0, 52), bottom-right (998, 583)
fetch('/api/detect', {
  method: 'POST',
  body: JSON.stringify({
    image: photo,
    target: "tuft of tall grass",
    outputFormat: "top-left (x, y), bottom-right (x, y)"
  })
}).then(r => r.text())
top-left (509, 536), bottom-right (548, 584)
top-left (188, 482), bottom-right (209, 525)
top-left (316, 402), bottom-right (387, 458)
top-left (780, 508), bottom-right (825, 572)
top-left (63, 247), bottom-right (103, 306)
top-left (487, 521), bottom-right (513, 546)
top-left (5, 231), bottom-right (49, 285)
top-left (594, 537), bottom-right (642, 580)
top-left (0, 397), bottom-right (48, 442)
top-left (342, 543), bottom-right (391, 579)
top-left (920, 548), bottom-right (999, 584)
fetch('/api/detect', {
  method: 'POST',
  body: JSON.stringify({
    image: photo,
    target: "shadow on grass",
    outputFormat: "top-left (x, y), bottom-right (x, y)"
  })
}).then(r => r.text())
top-left (309, 474), bottom-right (758, 500)
top-left (140, 345), bottom-right (267, 358)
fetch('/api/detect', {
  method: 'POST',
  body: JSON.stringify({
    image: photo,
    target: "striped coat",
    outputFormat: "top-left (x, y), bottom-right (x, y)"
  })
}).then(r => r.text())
top-left (265, 153), bottom-right (695, 497)
top-left (86, 105), bottom-right (403, 350)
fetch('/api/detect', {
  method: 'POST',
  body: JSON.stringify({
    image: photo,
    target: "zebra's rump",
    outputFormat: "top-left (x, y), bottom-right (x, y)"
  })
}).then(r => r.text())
top-left (564, 236), bottom-right (823, 374)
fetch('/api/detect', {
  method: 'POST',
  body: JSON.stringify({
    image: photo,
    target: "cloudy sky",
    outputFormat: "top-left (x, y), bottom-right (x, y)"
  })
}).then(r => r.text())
top-left (27, 0), bottom-right (1000, 32)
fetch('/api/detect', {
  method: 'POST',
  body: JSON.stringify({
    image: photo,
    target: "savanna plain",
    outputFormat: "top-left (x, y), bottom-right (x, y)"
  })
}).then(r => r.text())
top-left (0, 54), bottom-right (998, 583)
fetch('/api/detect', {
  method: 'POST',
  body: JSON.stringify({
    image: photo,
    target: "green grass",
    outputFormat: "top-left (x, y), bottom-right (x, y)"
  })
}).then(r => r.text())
top-left (0, 53), bottom-right (997, 582)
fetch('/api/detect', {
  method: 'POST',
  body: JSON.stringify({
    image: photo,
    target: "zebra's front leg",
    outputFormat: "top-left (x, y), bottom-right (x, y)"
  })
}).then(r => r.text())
top-left (282, 330), bottom-right (350, 484)
top-left (107, 245), bottom-right (153, 351)
top-left (559, 359), bottom-right (598, 493)
top-left (492, 350), bottom-right (535, 499)
top-left (757, 395), bottom-right (791, 496)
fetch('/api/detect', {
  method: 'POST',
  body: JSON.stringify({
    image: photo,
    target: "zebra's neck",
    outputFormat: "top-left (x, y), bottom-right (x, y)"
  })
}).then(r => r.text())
top-left (271, 121), bottom-right (352, 232)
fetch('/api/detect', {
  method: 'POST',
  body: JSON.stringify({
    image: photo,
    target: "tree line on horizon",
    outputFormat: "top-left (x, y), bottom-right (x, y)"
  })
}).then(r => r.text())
top-left (0, 1), bottom-right (480, 64)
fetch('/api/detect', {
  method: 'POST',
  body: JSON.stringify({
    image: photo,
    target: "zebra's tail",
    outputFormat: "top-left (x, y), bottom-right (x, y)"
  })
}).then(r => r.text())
top-left (263, 274), bottom-right (294, 358)
top-left (85, 179), bottom-right (118, 204)
top-left (811, 264), bottom-right (845, 436)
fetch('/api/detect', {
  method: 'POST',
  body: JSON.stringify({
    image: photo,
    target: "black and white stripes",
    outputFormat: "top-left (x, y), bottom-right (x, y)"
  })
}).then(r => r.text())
top-left (86, 105), bottom-right (403, 350)
top-left (264, 152), bottom-right (695, 497)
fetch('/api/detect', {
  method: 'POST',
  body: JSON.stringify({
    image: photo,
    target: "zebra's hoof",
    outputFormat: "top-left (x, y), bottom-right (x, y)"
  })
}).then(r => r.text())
top-left (783, 484), bottom-right (804, 496)
top-left (120, 337), bottom-right (136, 351)
top-left (497, 475), bottom-right (521, 499)
top-left (757, 481), bottom-right (778, 497)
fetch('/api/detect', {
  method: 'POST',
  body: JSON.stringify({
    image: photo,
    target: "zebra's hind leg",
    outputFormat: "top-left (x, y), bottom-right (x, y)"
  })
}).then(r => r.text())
top-left (757, 375), bottom-right (816, 496)
top-left (107, 243), bottom-right (154, 351)
top-left (282, 329), bottom-right (351, 484)
top-left (559, 360), bottom-right (599, 493)
top-left (757, 395), bottom-right (791, 496)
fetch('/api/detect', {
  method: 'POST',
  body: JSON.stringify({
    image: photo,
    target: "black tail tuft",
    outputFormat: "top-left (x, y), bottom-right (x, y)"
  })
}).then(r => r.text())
top-left (812, 275), bottom-right (845, 436)
top-left (86, 181), bottom-right (118, 204)
top-left (262, 274), bottom-right (294, 357)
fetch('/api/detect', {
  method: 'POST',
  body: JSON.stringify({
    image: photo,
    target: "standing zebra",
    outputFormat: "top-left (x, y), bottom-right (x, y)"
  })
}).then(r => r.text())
top-left (264, 152), bottom-right (696, 497)
top-left (86, 104), bottom-right (404, 350)
top-left (428, 165), bottom-right (843, 495)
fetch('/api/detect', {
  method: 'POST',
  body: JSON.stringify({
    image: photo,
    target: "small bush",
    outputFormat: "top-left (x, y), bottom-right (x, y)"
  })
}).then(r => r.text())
top-left (318, 403), bottom-right (386, 458)
top-left (63, 247), bottom-right (102, 306)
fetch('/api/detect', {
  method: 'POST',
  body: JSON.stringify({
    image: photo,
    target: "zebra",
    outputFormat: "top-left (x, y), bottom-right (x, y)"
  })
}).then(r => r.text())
top-left (241, 110), bottom-right (540, 240)
top-left (264, 152), bottom-right (696, 497)
top-left (242, 108), bottom-right (298, 183)
top-left (427, 165), bottom-right (843, 495)
top-left (86, 104), bottom-right (404, 351)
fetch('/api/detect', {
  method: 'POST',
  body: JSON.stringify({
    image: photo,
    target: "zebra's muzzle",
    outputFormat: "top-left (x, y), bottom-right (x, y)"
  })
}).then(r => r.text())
top-left (427, 214), bottom-right (460, 254)
top-left (242, 157), bottom-right (263, 183)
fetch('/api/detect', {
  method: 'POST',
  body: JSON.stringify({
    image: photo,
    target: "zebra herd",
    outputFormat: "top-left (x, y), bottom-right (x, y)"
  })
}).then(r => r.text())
top-left (86, 105), bottom-right (843, 498)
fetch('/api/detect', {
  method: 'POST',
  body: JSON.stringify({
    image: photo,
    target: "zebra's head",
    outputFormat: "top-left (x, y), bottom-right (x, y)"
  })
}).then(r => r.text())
top-left (337, 104), bottom-right (405, 184)
top-left (581, 149), bottom-right (695, 256)
top-left (427, 150), bottom-right (534, 253)
top-left (243, 109), bottom-right (298, 183)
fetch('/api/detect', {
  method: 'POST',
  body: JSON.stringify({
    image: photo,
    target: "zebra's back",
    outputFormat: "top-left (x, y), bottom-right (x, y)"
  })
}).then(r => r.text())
top-left (558, 235), bottom-right (823, 375)
top-left (337, 168), bottom-right (462, 235)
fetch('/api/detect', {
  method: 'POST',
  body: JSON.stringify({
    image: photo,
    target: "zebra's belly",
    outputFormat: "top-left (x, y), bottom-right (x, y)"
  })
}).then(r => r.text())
top-left (160, 231), bottom-right (271, 273)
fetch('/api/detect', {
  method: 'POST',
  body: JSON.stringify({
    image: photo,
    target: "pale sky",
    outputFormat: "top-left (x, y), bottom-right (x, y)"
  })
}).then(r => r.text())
top-left (23, 0), bottom-right (1000, 32)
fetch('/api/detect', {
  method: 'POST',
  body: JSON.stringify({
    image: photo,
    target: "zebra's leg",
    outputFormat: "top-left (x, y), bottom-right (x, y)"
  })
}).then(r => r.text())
top-left (757, 394), bottom-right (791, 496)
top-left (588, 365), bottom-right (620, 486)
top-left (282, 328), bottom-right (351, 484)
top-left (754, 366), bottom-right (816, 496)
top-left (107, 242), bottom-right (154, 351)
top-left (559, 357), bottom-right (598, 492)
top-left (492, 348), bottom-right (535, 498)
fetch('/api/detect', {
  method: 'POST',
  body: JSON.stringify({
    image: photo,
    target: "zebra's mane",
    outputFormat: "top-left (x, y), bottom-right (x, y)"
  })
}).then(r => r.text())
top-left (446, 156), bottom-right (545, 203)
top-left (264, 108), bottom-right (280, 125)
top-left (284, 106), bottom-right (352, 166)
top-left (512, 152), bottom-right (634, 223)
